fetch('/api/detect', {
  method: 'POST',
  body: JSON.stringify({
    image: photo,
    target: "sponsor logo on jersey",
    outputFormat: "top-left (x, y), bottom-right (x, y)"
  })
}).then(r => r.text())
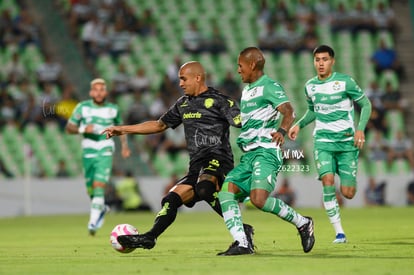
top-left (246, 102), bottom-right (257, 107)
top-left (183, 112), bottom-right (202, 119)
top-left (314, 103), bottom-right (341, 111)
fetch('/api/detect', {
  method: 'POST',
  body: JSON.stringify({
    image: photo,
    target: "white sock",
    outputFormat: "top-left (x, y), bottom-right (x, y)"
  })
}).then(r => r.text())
top-left (89, 197), bottom-right (104, 227)
top-left (323, 200), bottom-right (344, 235)
top-left (222, 207), bottom-right (249, 248)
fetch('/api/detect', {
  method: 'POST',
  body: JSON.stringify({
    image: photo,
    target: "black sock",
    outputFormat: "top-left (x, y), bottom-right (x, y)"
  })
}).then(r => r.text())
top-left (148, 192), bottom-right (182, 238)
top-left (196, 180), bottom-right (223, 217)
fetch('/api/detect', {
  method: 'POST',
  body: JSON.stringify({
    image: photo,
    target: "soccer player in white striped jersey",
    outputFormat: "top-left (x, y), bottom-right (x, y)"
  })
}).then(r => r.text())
top-left (218, 47), bottom-right (315, 256)
top-left (66, 78), bottom-right (130, 236)
top-left (289, 45), bottom-right (372, 243)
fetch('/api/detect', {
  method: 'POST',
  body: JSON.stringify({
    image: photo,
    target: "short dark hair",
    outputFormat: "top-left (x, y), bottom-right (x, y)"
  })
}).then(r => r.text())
top-left (239, 47), bottom-right (265, 70)
top-left (313, 45), bottom-right (335, 57)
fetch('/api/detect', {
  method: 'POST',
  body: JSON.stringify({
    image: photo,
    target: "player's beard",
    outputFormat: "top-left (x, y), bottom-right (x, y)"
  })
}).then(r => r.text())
top-left (93, 97), bottom-right (106, 105)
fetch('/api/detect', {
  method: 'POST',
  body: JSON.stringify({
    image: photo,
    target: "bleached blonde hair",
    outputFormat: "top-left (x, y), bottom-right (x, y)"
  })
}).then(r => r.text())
top-left (90, 78), bottom-right (106, 88)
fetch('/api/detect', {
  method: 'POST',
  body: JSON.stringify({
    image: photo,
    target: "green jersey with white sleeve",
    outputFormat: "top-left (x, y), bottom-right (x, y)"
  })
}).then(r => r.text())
top-left (68, 99), bottom-right (122, 157)
top-left (237, 74), bottom-right (290, 152)
top-left (304, 72), bottom-right (364, 151)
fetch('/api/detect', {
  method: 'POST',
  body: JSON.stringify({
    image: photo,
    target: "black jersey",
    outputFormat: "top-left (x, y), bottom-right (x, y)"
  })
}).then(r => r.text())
top-left (160, 87), bottom-right (241, 164)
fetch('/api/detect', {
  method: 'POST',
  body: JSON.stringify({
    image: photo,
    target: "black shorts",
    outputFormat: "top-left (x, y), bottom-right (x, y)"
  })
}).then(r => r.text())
top-left (175, 154), bottom-right (234, 207)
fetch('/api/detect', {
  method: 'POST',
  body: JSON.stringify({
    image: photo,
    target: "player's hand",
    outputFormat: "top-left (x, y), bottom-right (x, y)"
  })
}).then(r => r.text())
top-left (84, 125), bottom-right (94, 134)
top-left (121, 147), bottom-right (131, 158)
top-left (288, 125), bottom-right (299, 140)
top-left (101, 126), bottom-right (123, 138)
top-left (271, 131), bottom-right (285, 147)
top-left (354, 130), bottom-right (366, 150)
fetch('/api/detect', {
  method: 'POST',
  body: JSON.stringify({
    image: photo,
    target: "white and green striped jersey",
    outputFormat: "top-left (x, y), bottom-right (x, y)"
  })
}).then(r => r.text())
top-left (304, 72), bottom-right (364, 151)
top-left (68, 100), bottom-right (122, 155)
top-left (238, 75), bottom-right (289, 151)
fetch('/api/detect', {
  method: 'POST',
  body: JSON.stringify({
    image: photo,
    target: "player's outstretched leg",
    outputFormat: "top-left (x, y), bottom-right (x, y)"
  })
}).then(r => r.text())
top-left (217, 191), bottom-right (254, 256)
top-left (260, 195), bottom-right (315, 253)
top-left (217, 224), bottom-right (255, 256)
top-left (297, 216), bottom-right (315, 253)
top-left (333, 233), bottom-right (347, 244)
top-left (118, 192), bottom-right (183, 249)
top-left (118, 233), bottom-right (156, 249)
top-left (323, 185), bottom-right (346, 243)
top-left (88, 196), bottom-right (107, 236)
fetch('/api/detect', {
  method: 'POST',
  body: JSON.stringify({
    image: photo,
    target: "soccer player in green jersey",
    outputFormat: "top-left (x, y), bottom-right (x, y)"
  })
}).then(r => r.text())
top-left (217, 47), bottom-right (315, 256)
top-left (66, 78), bottom-right (130, 236)
top-left (288, 45), bottom-right (372, 243)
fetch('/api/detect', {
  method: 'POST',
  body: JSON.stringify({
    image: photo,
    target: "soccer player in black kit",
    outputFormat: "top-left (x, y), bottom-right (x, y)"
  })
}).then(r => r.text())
top-left (103, 61), bottom-right (254, 251)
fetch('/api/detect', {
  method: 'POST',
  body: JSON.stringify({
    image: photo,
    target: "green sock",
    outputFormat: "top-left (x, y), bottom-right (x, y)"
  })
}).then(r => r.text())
top-left (218, 191), bottom-right (248, 247)
top-left (262, 197), bottom-right (307, 227)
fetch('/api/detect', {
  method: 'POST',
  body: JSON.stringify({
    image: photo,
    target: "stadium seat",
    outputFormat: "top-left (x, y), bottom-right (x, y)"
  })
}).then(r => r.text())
top-left (172, 151), bottom-right (189, 175)
top-left (378, 70), bottom-right (399, 90)
top-left (385, 111), bottom-right (404, 137)
top-left (152, 151), bottom-right (174, 178)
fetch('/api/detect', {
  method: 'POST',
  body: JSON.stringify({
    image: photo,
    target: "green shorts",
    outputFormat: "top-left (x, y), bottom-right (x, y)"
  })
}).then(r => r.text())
top-left (314, 149), bottom-right (359, 187)
top-left (82, 152), bottom-right (113, 196)
top-left (224, 147), bottom-right (283, 200)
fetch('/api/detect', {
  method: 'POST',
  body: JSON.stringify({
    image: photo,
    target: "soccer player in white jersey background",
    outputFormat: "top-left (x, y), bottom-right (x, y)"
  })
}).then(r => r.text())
top-left (217, 47), bottom-right (315, 256)
top-left (66, 78), bottom-right (130, 235)
top-left (288, 45), bottom-right (372, 243)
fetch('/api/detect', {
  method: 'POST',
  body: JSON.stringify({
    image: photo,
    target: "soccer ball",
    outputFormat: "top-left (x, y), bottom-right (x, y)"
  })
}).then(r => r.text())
top-left (110, 223), bottom-right (138, 253)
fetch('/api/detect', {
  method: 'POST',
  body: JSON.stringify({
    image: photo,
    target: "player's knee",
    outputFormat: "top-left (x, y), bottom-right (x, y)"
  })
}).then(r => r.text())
top-left (249, 191), bottom-right (267, 209)
top-left (195, 180), bottom-right (216, 201)
top-left (341, 186), bottom-right (356, 199)
top-left (342, 191), bottom-right (355, 199)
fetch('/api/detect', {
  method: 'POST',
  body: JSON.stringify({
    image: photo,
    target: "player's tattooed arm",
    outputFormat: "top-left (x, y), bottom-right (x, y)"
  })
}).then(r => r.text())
top-left (271, 102), bottom-right (295, 145)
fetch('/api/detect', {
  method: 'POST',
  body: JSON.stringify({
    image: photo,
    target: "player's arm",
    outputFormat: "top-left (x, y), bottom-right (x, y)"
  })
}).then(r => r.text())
top-left (347, 77), bottom-right (372, 148)
top-left (288, 87), bottom-right (315, 140)
top-left (65, 122), bottom-right (81, 134)
top-left (355, 96), bottom-right (372, 132)
top-left (66, 122), bottom-right (98, 135)
top-left (271, 102), bottom-right (294, 145)
top-left (296, 109), bottom-right (316, 129)
top-left (223, 98), bottom-right (242, 128)
top-left (354, 96), bottom-right (372, 149)
top-left (288, 108), bottom-right (316, 141)
top-left (119, 134), bottom-right (131, 158)
top-left (65, 103), bottom-right (91, 135)
top-left (102, 120), bottom-right (168, 138)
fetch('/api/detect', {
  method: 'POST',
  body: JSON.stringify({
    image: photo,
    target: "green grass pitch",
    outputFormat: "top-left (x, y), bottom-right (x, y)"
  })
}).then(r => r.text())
top-left (0, 207), bottom-right (413, 274)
